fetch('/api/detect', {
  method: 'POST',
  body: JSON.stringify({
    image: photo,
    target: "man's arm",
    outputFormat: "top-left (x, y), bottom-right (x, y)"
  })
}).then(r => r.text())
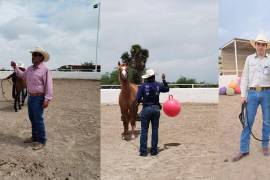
top-left (160, 73), bottom-right (169, 93)
top-left (11, 61), bottom-right (25, 79)
top-left (5, 73), bottom-right (13, 80)
top-left (136, 85), bottom-right (143, 104)
top-left (42, 70), bottom-right (53, 108)
top-left (240, 57), bottom-right (249, 103)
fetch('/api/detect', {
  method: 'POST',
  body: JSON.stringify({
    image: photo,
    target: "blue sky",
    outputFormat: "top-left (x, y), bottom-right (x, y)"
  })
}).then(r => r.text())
top-left (219, 0), bottom-right (270, 47)
top-left (0, 0), bottom-right (99, 70)
top-left (100, 0), bottom-right (218, 83)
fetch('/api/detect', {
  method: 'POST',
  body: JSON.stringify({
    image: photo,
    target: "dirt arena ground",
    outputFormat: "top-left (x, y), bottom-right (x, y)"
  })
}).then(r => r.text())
top-left (101, 103), bottom-right (219, 180)
top-left (0, 79), bottom-right (100, 180)
top-left (218, 95), bottom-right (270, 180)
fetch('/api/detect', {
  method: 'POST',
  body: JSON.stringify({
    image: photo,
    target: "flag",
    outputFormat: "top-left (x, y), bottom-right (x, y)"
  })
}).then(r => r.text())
top-left (93, 4), bottom-right (98, 8)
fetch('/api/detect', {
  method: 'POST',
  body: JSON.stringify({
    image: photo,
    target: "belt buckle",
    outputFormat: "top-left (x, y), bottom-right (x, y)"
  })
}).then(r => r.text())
top-left (256, 86), bottom-right (262, 92)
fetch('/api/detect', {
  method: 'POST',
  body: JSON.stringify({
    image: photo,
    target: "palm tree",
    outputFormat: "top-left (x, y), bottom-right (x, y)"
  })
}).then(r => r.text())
top-left (120, 44), bottom-right (149, 84)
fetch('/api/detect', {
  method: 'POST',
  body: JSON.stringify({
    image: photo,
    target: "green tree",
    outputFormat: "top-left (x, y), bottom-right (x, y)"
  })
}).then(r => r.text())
top-left (176, 76), bottom-right (197, 84)
top-left (101, 70), bottom-right (120, 85)
top-left (174, 76), bottom-right (218, 88)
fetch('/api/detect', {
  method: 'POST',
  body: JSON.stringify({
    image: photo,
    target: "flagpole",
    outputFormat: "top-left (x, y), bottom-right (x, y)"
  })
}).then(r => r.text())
top-left (95, 2), bottom-right (101, 72)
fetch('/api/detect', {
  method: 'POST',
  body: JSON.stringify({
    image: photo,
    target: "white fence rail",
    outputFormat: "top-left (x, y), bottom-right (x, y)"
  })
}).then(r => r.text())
top-left (0, 71), bottom-right (100, 80)
top-left (101, 88), bottom-right (218, 104)
top-left (101, 83), bottom-right (217, 89)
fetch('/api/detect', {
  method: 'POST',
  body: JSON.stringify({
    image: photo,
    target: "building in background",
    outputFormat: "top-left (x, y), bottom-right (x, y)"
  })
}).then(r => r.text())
top-left (57, 64), bottom-right (101, 72)
top-left (218, 38), bottom-right (269, 87)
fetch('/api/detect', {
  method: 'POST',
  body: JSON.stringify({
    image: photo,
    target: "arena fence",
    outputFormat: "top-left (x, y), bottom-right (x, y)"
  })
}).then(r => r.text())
top-left (101, 83), bottom-right (218, 89)
top-left (101, 88), bottom-right (218, 104)
top-left (0, 70), bottom-right (100, 80)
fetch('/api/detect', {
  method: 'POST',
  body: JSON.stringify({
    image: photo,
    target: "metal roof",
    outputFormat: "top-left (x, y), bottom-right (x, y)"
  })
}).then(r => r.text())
top-left (220, 38), bottom-right (254, 51)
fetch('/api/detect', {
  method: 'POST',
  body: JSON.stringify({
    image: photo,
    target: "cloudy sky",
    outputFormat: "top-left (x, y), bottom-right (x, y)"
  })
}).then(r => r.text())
top-left (0, 0), bottom-right (99, 70)
top-left (100, 0), bottom-right (218, 83)
top-left (219, 0), bottom-right (270, 47)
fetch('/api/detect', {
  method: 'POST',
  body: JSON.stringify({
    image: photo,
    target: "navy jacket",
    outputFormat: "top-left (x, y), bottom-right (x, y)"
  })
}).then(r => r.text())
top-left (136, 79), bottom-right (169, 107)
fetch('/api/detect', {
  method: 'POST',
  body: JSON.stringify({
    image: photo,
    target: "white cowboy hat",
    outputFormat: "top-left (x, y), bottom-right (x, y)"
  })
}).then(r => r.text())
top-left (16, 61), bottom-right (25, 68)
top-left (30, 47), bottom-right (50, 62)
top-left (142, 69), bottom-right (155, 79)
top-left (250, 33), bottom-right (270, 49)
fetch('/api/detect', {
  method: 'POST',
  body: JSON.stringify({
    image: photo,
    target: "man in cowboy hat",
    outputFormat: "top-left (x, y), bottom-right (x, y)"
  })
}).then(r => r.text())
top-left (136, 69), bottom-right (169, 156)
top-left (10, 47), bottom-right (53, 150)
top-left (233, 33), bottom-right (270, 161)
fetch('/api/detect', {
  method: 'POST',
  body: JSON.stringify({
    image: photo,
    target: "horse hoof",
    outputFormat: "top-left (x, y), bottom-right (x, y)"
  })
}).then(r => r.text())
top-left (131, 134), bottom-right (135, 139)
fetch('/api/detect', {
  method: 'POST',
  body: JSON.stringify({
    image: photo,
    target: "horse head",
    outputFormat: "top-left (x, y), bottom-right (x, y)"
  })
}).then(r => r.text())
top-left (118, 61), bottom-right (129, 82)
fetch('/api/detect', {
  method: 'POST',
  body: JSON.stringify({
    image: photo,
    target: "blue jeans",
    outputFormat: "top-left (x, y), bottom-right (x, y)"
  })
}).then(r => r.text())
top-left (28, 95), bottom-right (46, 144)
top-left (240, 89), bottom-right (270, 153)
top-left (140, 105), bottom-right (160, 154)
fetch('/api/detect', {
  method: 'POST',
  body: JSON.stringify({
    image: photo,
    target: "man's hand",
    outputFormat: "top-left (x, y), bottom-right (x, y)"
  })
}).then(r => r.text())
top-left (42, 100), bottom-right (49, 108)
top-left (11, 61), bottom-right (16, 68)
top-left (241, 97), bottom-right (247, 104)
top-left (162, 73), bottom-right (165, 80)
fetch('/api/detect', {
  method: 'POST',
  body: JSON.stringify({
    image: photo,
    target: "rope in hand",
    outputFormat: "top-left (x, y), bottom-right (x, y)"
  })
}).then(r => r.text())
top-left (239, 102), bottom-right (270, 141)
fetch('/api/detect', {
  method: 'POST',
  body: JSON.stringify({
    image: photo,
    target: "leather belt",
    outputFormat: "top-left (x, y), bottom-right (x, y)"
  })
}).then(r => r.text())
top-left (249, 87), bottom-right (270, 92)
top-left (29, 93), bottom-right (45, 96)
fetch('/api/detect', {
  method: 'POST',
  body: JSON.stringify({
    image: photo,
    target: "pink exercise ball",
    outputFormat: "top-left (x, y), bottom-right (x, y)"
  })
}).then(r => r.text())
top-left (235, 86), bottom-right (241, 94)
top-left (163, 95), bottom-right (181, 117)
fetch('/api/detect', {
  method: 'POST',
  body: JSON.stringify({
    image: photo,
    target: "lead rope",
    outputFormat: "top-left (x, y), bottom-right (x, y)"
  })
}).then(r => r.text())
top-left (240, 102), bottom-right (270, 141)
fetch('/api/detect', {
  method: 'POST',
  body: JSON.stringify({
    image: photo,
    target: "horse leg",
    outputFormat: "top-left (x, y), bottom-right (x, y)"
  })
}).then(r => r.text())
top-left (130, 118), bottom-right (136, 139)
top-left (121, 110), bottom-right (129, 140)
top-left (18, 90), bottom-right (22, 110)
top-left (123, 118), bottom-right (129, 140)
top-left (22, 89), bottom-right (27, 106)
top-left (14, 93), bottom-right (18, 112)
top-left (20, 90), bottom-right (23, 106)
top-left (130, 105), bottom-right (138, 139)
top-left (12, 84), bottom-right (16, 99)
top-left (20, 90), bottom-right (24, 106)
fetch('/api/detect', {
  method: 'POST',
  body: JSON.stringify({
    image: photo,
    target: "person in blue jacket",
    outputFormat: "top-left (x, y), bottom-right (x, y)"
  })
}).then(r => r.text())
top-left (136, 69), bottom-right (169, 156)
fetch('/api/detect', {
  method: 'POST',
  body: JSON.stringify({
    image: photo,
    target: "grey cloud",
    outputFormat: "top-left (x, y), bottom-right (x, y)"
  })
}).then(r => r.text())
top-left (0, 17), bottom-right (50, 40)
top-left (0, 0), bottom-right (99, 70)
top-left (100, 0), bottom-right (218, 83)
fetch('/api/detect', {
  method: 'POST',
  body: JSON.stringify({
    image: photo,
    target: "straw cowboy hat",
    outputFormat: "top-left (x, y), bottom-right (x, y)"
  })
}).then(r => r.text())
top-left (142, 69), bottom-right (155, 79)
top-left (16, 61), bottom-right (25, 68)
top-left (30, 47), bottom-right (50, 62)
top-left (250, 33), bottom-right (270, 49)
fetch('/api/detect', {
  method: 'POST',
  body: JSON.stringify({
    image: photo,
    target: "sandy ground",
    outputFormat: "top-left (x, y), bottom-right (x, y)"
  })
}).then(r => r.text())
top-left (218, 95), bottom-right (270, 180)
top-left (101, 103), bottom-right (220, 180)
top-left (0, 79), bottom-right (100, 180)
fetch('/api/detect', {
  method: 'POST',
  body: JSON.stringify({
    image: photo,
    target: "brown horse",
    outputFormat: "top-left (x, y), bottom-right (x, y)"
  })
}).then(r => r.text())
top-left (118, 62), bottom-right (138, 140)
top-left (14, 75), bottom-right (27, 112)
top-left (5, 70), bottom-right (27, 112)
